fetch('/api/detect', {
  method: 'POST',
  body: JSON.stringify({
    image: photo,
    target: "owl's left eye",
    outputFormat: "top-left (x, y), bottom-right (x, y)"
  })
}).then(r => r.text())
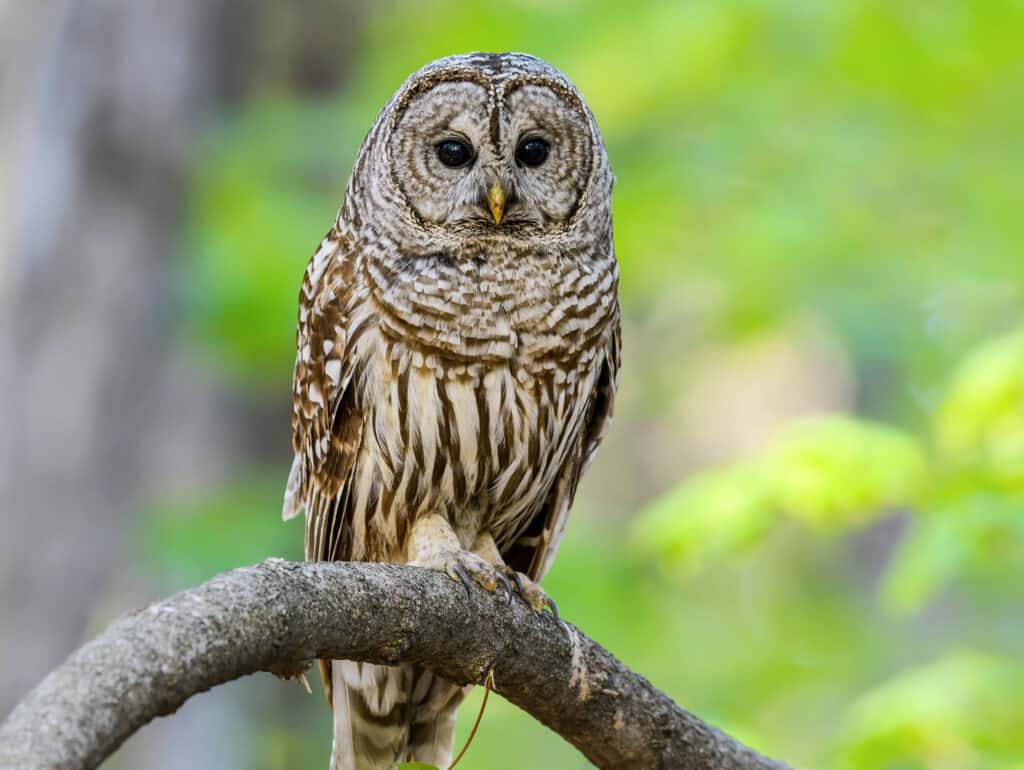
top-left (436, 139), bottom-right (474, 168)
top-left (516, 137), bottom-right (550, 167)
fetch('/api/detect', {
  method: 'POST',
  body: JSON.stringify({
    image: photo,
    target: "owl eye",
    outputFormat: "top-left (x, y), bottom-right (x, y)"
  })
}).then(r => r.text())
top-left (516, 137), bottom-right (550, 167)
top-left (436, 139), bottom-right (474, 168)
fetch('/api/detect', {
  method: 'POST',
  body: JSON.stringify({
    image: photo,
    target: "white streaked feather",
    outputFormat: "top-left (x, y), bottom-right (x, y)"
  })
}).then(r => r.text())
top-left (281, 455), bottom-right (303, 521)
top-left (325, 358), bottom-right (342, 384)
top-left (446, 379), bottom-right (480, 491)
top-left (330, 665), bottom-right (356, 770)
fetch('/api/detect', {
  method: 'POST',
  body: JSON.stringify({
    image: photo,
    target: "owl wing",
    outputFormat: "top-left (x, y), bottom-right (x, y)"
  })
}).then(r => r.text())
top-left (505, 319), bottom-right (622, 582)
top-left (283, 232), bottom-right (367, 564)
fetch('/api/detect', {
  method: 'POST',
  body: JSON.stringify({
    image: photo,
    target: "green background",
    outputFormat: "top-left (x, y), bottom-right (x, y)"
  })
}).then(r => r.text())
top-left (138, 2), bottom-right (1024, 768)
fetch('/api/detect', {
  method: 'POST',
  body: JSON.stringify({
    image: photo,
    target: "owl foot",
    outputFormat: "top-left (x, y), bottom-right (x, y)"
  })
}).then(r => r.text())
top-left (496, 566), bottom-right (559, 621)
top-left (407, 519), bottom-right (560, 620)
top-left (468, 530), bottom-right (559, 619)
top-left (413, 549), bottom-right (557, 621)
top-left (414, 548), bottom-right (506, 598)
top-left (407, 515), bottom-right (511, 597)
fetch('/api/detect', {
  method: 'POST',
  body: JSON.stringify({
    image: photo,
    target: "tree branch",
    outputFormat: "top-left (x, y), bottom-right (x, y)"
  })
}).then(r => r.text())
top-left (0, 559), bottom-right (790, 770)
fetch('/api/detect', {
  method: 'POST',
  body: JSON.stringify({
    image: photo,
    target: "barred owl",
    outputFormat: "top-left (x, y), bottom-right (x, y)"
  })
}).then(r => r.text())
top-left (283, 52), bottom-right (620, 770)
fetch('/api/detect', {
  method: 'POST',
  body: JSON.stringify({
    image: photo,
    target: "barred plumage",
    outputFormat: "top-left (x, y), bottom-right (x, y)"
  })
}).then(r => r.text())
top-left (283, 52), bottom-right (620, 770)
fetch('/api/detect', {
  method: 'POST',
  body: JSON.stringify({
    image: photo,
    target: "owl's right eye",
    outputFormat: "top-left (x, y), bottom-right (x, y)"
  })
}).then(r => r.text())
top-left (436, 139), bottom-right (474, 168)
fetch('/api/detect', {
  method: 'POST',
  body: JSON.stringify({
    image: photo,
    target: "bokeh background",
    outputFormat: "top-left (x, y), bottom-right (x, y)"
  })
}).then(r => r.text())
top-left (2, 1), bottom-right (1023, 768)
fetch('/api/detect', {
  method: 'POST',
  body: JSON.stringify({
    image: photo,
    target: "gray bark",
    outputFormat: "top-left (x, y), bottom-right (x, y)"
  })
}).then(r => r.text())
top-left (0, 560), bottom-right (790, 770)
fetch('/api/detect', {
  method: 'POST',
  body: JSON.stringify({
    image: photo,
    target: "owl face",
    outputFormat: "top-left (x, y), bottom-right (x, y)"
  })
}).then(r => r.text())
top-left (378, 54), bottom-right (603, 238)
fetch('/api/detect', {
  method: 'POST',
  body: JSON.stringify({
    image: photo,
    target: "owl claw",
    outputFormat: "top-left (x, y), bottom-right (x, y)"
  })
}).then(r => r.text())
top-left (543, 596), bottom-right (560, 623)
top-left (415, 546), bottom-right (560, 620)
top-left (493, 566), bottom-right (558, 617)
top-left (495, 572), bottom-right (516, 602)
top-left (416, 548), bottom-right (502, 597)
top-left (450, 564), bottom-right (475, 598)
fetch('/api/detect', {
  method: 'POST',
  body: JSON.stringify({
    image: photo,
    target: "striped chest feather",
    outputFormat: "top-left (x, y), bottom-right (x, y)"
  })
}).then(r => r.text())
top-left (343, 327), bottom-right (607, 562)
top-left (289, 232), bottom-right (620, 571)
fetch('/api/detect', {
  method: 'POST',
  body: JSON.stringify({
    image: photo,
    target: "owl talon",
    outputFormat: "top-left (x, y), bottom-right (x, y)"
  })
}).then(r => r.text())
top-left (495, 572), bottom-right (516, 602)
top-left (450, 564), bottom-right (474, 598)
top-left (544, 596), bottom-right (560, 622)
top-left (416, 544), bottom-right (504, 598)
top-left (492, 566), bottom-right (556, 615)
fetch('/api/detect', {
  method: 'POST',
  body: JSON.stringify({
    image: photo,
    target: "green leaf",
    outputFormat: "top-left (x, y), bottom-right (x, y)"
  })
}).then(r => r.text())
top-left (835, 651), bottom-right (1024, 770)
top-left (631, 461), bottom-right (777, 575)
top-left (397, 764), bottom-right (441, 770)
top-left (883, 488), bottom-right (1024, 613)
top-left (763, 416), bottom-right (927, 531)
top-left (934, 327), bottom-right (1024, 480)
top-left (632, 416), bottom-right (926, 573)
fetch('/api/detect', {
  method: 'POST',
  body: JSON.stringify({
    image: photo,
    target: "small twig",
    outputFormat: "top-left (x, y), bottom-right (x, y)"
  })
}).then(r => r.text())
top-left (447, 668), bottom-right (494, 770)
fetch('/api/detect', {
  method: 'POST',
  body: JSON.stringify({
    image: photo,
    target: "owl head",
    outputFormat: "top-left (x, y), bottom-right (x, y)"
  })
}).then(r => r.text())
top-left (342, 53), bottom-right (612, 248)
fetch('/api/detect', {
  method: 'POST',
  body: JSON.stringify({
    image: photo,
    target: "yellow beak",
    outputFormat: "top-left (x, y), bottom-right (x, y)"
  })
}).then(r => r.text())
top-left (487, 181), bottom-right (506, 225)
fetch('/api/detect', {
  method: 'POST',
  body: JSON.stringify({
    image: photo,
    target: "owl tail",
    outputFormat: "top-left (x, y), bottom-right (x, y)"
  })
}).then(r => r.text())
top-left (329, 660), bottom-right (467, 770)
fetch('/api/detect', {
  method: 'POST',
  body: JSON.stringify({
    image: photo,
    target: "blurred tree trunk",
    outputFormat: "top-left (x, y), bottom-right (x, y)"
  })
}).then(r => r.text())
top-left (0, 0), bottom-right (234, 714)
top-left (0, 5), bottom-right (364, 768)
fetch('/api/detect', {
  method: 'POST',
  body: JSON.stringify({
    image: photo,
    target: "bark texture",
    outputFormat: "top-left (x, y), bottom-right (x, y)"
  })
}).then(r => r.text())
top-left (0, 560), bottom-right (790, 770)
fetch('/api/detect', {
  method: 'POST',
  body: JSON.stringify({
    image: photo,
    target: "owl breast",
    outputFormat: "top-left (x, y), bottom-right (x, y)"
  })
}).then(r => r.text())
top-left (340, 239), bottom-right (617, 562)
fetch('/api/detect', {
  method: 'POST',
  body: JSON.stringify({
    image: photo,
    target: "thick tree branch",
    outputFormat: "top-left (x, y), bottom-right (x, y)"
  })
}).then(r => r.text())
top-left (0, 560), bottom-right (790, 770)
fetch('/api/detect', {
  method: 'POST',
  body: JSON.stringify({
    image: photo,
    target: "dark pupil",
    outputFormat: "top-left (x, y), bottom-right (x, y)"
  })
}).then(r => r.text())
top-left (516, 138), bottom-right (549, 167)
top-left (437, 140), bottom-right (472, 168)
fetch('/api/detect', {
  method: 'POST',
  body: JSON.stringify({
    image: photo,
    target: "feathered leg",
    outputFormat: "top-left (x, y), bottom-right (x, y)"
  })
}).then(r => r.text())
top-left (406, 669), bottom-right (469, 767)
top-left (329, 661), bottom-right (414, 770)
top-left (328, 516), bottom-right (546, 769)
top-left (328, 661), bottom-right (467, 770)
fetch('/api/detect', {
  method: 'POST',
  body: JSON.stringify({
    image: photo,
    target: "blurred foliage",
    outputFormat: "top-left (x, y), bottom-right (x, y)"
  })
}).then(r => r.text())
top-left (161, 1), bottom-right (1024, 769)
top-left (836, 651), bottom-right (1024, 770)
top-left (633, 416), bottom-right (927, 574)
top-left (884, 327), bottom-right (1024, 615)
top-left (935, 328), bottom-right (1024, 476)
top-left (141, 476), bottom-right (304, 590)
top-left (183, 101), bottom-right (357, 386)
top-left (634, 328), bottom-right (1024, 768)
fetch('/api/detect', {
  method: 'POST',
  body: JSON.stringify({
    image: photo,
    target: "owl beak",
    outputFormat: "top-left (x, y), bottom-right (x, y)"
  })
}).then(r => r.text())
top-left (487, 181), bottom-right (506, 225)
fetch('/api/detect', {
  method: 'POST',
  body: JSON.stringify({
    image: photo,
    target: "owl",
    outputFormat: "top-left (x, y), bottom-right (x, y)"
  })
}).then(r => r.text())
top-left (283, 52), bottom-right (620, 770)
